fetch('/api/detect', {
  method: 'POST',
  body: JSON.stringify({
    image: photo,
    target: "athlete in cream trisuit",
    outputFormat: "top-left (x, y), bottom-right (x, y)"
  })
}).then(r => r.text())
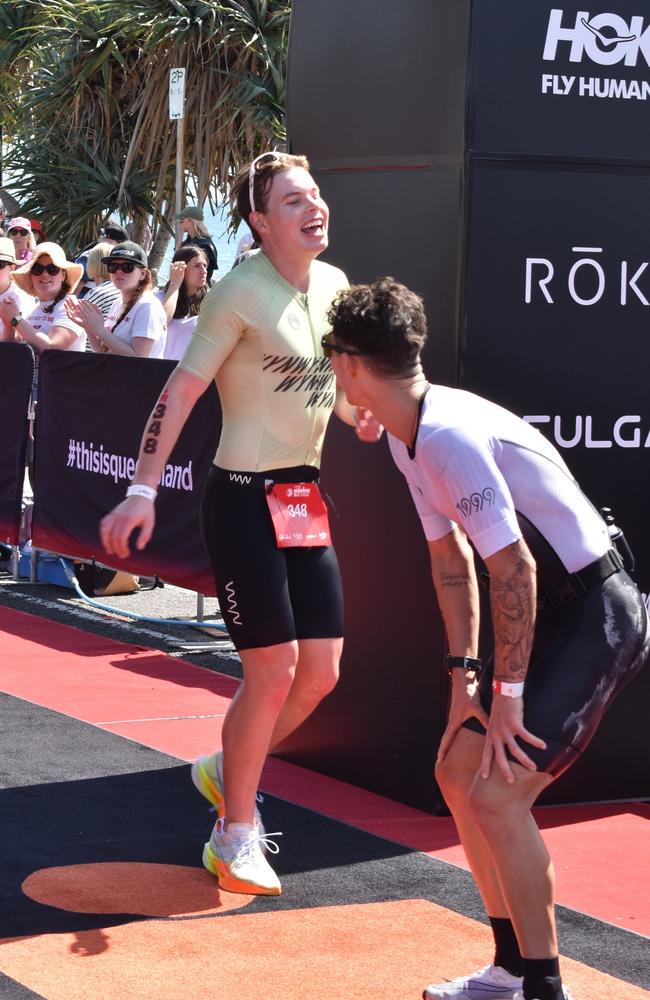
top-left (99, 152), bottom-right (382, 898)
top-left (326, 276), bottom-right (649, 1000)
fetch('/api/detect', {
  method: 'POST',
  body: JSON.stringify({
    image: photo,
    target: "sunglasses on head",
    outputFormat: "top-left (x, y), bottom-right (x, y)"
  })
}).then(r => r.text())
top-left (107, 261), bottom-right (141, 274)
top-left (320, 334), bottom-right (367, 359)
top-left (248, 151), bottom-right (281, 213)
top-left (31, 263), bottom-right (62, 276)
top-left (0, 260), bottom-right (13, 270)
top-left (9, 228), bottom-right (29, 237)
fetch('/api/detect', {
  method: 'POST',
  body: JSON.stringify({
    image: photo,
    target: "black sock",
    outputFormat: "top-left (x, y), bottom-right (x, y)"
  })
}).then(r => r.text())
top-left (489, 917), bottom-right (523, 977)
top-left (522, 956), bottom-right (562, 1000)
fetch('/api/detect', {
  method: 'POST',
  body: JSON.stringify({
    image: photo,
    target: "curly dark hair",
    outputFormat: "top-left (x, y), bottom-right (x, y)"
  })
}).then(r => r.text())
top-left (230, 152), bottom-right (310, 243)
top-left (327, 277), bottom-right (427, 376)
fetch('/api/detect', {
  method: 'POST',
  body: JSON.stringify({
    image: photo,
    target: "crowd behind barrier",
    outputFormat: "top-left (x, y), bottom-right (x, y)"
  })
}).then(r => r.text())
top-left (0, 344), bottom-right (221, 596)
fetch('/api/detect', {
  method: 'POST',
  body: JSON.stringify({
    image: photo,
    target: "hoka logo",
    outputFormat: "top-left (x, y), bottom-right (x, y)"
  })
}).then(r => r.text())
top-left (543, 9), bottom-right (650, 66)
top-left (224, 580), bottom-right (242, 625)
top-left (229, 473), bottom-right (252, 485)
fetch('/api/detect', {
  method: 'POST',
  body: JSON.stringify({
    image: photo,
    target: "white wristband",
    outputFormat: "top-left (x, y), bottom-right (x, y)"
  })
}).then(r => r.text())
top-left (126, 483), bottom-right (158, 502)
top-left (492, 679), bottom-right (525, 698)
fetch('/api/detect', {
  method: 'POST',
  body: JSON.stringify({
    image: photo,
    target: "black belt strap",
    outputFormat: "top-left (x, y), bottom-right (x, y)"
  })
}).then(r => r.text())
top-left (542, 548), bottom-right (624, 610)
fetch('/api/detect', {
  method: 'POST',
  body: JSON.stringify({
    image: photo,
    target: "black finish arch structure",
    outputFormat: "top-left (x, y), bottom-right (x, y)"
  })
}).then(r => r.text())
top-left (284, 0), bottom-right (650, 808)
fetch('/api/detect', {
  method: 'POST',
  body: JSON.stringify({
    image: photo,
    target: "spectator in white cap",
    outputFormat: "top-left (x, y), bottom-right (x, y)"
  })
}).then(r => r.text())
top-left (7, 217), bottom-right (36, 262)
top-left (175, 205), bottom-right (218, 283)
top-left (0, 242), bottom-right (86, 353)
top-left (0, 237), bottom-right (35, 342)
top-left (67, 241), bottom-right (166, 358)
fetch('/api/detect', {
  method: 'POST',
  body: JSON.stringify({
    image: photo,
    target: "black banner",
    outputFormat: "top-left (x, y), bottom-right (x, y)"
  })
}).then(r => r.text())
top-left (469, 0), bottom-right (650, 162)
top-left (33, 351), bottom-right (221, 594)
top-left (0, 343), bottom-right (33, 545)
top-left (462, 160), bottom-right (650, 594)
top-left (461, 160), bottom-right (650, 803)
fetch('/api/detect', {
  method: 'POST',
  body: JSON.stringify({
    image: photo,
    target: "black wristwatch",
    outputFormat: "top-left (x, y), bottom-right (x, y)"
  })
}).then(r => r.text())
top-left (10, 314), bottom-right (21, 327)
top-left (446, 655), bottom-right (482, 676)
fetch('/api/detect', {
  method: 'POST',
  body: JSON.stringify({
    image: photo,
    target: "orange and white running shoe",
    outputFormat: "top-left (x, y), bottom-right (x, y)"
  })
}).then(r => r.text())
top-left (203, 818), bottom-right (282, 896)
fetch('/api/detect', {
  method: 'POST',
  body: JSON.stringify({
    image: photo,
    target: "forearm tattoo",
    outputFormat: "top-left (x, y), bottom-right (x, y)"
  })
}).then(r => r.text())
top-left (143, 390), bottom-right (170, 455)
top-left (440, 572), bottom-right (471, 589)
top-left (490, 542), bottom-right (536, 683)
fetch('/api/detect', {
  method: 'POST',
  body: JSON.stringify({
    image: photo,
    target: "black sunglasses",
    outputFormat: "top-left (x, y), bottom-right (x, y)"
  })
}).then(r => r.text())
top-left (0, 260), bottom-right (13, 269)
top-left (8, 228), bottom-right (29, 237)
top-left (31, 263), bottom-right (62, 276)
top-left (320, 334), bottom-right (367, 359)
top-left (107, 261), bottom-right (141, 274)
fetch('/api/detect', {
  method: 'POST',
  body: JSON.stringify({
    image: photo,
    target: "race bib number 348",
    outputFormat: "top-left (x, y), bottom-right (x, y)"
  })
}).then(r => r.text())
top-left (265, 482), bottom-right (331, 548)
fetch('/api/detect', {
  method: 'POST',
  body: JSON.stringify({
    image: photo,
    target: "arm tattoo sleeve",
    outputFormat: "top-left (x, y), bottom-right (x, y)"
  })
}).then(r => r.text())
top-left (490, 542), bottom-right (536, 683)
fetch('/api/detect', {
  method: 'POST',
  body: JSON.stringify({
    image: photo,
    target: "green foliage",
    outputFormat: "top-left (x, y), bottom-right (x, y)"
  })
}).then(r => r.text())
top-left (0, 0), bottom-right (291, 257)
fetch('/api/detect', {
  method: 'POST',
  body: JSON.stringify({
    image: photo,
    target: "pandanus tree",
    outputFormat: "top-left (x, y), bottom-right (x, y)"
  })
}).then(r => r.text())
top-left (0, 0), bottom-right (290, 266)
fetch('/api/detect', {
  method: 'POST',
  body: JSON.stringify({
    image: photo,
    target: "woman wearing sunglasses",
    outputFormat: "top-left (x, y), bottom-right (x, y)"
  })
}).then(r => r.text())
top-left (6, 217), bottom-right (37, 263)
top-left (68, 242), bottom-right (166, 358)
top-left (157, 244), bottom-right (209, 361)
top-left (0, 242), bottom-right (85, 353)
top-left (98, 152), bottom-right (381, 899)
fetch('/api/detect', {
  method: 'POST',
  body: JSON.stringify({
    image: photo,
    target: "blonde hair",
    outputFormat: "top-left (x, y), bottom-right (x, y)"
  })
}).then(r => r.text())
top-left (86, 242), bottom-right (115, 283)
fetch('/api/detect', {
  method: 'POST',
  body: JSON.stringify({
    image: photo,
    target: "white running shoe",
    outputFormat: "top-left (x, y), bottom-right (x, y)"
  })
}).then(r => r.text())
top-left (512, 989), bottom-right (573, 1000)
top-left (423, 964), bottom-right (522, 999)
top-left (191, 750), bottom-right (266, 836)
top-left (202, 818), bottom-right (282, 896)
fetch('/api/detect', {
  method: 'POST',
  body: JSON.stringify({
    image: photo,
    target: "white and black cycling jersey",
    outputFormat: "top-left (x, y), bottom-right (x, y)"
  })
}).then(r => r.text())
top-left (388, 384), bottom-right (610, 573)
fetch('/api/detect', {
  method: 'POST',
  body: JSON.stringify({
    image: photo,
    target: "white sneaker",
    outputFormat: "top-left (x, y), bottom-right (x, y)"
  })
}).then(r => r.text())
top-left (191, 750), bottom-right (266, 836)
top-left (202, 818), bottom-right (282, 896)
top-left (423, 964), bottom-right (522, 999)
top-left (512, 989), bottom-right (573, 1000)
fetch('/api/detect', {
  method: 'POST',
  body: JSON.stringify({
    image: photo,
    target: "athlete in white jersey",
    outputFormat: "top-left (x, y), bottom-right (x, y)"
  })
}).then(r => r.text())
top-left (98, 153), bottom-right (381, 898)
top-left (326, 277), bottom-right (648, 1000)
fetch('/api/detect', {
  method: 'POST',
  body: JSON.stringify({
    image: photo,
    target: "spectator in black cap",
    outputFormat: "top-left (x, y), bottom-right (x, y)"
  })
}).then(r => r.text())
top-left (175, 206), bottom-right (218, 283)
top-left (67, 241), bottom-right (167, 358)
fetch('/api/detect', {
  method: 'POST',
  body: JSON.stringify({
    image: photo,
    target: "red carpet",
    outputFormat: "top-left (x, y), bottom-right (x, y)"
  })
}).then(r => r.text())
top-left (0, 606), bottom-right (647, 935)
top-left (0, 605), bottom-right (648, 1000)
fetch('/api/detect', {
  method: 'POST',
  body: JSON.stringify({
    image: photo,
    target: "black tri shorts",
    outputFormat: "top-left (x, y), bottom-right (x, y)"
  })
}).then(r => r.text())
top-left (200, 465), bottom-right (345, 652)
top-left (463, 566), bottom-right (650, 778)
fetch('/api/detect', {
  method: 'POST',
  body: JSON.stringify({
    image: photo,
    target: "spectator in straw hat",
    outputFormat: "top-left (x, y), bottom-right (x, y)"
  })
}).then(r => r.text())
top-left (0, 242), bottom-right (86, 353)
